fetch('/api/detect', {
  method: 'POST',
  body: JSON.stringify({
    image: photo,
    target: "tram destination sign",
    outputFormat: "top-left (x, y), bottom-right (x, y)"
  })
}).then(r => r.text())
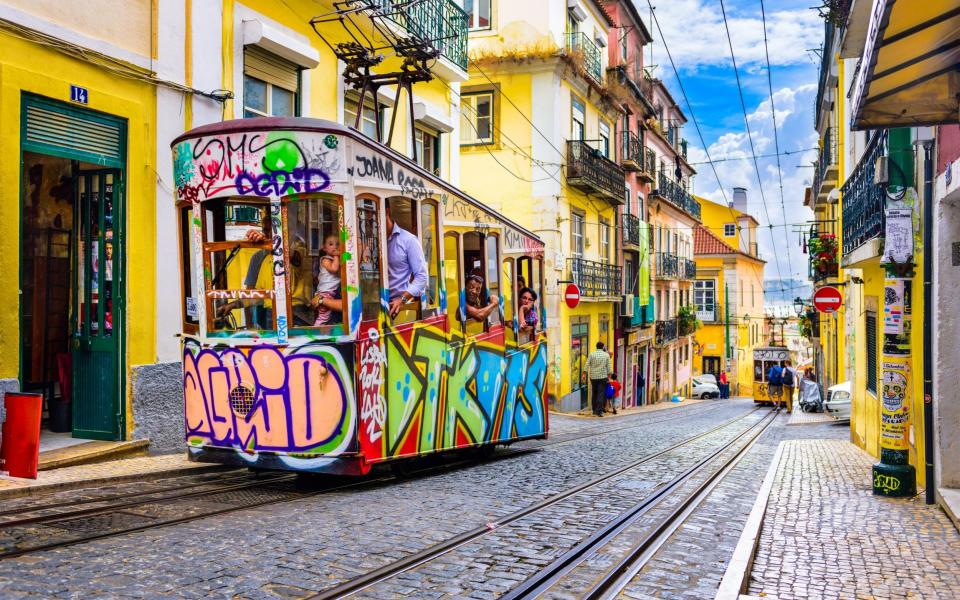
top-left (813, 285), bottom-right (843, 314)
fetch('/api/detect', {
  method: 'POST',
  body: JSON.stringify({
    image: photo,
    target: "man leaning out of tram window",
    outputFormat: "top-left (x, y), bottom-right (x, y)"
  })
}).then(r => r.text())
top-left (384, 198), bottom-right (428, 319)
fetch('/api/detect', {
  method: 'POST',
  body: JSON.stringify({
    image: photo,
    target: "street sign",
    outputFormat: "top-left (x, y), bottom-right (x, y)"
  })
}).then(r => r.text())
top-left (564, 283), bottom-right (581, 309)
top-left (813, 286), bottom-right (843, 314)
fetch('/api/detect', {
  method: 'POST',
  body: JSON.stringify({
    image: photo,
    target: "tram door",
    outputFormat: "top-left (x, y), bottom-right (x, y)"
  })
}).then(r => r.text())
top-left (72, 169), bottom-right (122, 439)
top-left (355, 198), bottom-right (385, 460)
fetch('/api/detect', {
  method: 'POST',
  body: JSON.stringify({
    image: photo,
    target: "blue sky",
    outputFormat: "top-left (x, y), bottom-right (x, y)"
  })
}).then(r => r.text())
top-left (641, 0), bottom-right (822, 290)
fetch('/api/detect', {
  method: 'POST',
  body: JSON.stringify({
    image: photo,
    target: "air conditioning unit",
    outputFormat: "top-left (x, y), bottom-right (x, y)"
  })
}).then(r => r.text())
top-left (621, 294), bottom-right (635, 317)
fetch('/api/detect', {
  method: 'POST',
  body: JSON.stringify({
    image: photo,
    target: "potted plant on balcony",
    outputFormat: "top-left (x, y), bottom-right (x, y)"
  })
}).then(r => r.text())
top-left (677, 305), bottom-right (700, 337)
top-left (799, 311), bottom-right (815, 340)
top-left (808, 233), bottom-right (838, 276)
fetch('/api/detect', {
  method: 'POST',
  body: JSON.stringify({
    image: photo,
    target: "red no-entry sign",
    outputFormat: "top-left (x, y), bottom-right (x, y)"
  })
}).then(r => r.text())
top-left (813, 286), bottom-right (843, 314)
top-left (564, 283), bottom-right (581, 309)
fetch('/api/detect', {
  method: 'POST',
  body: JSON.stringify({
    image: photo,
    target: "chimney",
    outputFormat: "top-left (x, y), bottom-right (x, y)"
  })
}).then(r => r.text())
top-left (732, 187), bottom-right (748, 214)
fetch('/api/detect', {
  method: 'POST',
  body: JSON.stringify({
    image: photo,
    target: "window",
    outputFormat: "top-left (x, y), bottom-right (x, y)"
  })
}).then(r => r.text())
top-left (357, 198), bottom-right (382, 321)
top-left (571, 211), bottom-right (585, 257)
top-left (599, 120), bottom-right (611, 158)
top-left (415, 126), bottom-right (440, 174)
top-left (620, 30), bottom-right (629, 62)
top-left (600, 218), bottom-right (610, 263)
top-left (345, 95), bottom-right (386, 140)
top-left (461, 92), bottom-right (494, 144)
top-left (694, 280), bottom-right (716, 320)
top-left (444, 233), bottom-right (461, 332)
top-left (502, 258), bottom-right (515, 344)
top-left (462, 231), bottom-right (497, 335)
top-left (179, 204), bottom-right (199, 332)
top-left (624, 254), bottom-right (637, 295)
top-left (202, 198), bottom-right (276, 334)
top-left (724, 223), bottom-right (736, 237)
top-left (485, 234), bottom-right (501, 326)
top-left (243, 46), bottom-right (298, 118)
top-left (571, 96), bottom-right (586, 142)
top-left (287, 197), bottom-right (346, 333)
top-left (567, 9), bottom-right (580, 34)
top-left (465, 0), bottom-right (491, 30)
top-left (866, 311), bottom-right (878, 395)
top-left (420, 200), bottom-right (441, 310)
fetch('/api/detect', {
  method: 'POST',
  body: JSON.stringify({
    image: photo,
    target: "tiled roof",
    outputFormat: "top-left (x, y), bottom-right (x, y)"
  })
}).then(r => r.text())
top-left (694, 225), bottom-right (737, 255)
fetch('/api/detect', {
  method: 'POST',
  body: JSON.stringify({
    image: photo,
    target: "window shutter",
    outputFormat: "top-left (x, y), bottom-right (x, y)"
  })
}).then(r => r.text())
top-left (866, 312), bottom-right (878, 394)
top-left (24, 101), bottom-right (123, 165)
top-left (244, 45), bottom-right (299, 92)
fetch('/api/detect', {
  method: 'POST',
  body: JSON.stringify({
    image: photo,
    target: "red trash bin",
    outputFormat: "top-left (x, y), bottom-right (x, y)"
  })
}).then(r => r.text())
top-left (0, 392), bottom-right (43, 479)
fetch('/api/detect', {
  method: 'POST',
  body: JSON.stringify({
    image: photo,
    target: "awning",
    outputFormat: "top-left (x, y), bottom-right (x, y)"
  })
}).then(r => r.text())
top-left (850, 0), bottom-right (960, 129)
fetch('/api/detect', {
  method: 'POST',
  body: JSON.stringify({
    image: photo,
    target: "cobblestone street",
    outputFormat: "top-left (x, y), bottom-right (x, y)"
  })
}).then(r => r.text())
top-left (4, 400), bottom-right (955, 599)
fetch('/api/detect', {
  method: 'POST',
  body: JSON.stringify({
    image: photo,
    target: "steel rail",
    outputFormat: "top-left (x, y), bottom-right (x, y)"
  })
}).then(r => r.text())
top-left (308, 406), bottom-right (764, 600)
top-left (503, 408), bottom-right (779, 600)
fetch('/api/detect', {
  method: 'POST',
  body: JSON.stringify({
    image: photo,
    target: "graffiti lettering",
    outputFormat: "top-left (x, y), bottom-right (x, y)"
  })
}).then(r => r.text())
top-left (358, 326), bottom-right (386, 444)
top-left (235, 168), bottom-right (330, 197)
top-left (874, 473), bottom-right (902, 493)
top-left (183, 344), bottom-right (353, 453)
top-left (355, 154), bottom-right (394, 183)
top-left (397, 170), bottom-right (429, 200)
top-left (206, 289), bottom-right (273, 299)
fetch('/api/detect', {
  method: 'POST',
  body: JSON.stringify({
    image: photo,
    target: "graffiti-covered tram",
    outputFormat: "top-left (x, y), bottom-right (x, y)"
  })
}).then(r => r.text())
top-left (172, 118), bottom-right (548, 475)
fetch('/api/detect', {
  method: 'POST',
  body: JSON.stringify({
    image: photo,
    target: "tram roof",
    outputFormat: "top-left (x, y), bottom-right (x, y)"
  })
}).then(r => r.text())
top-left (172, 117), bottom-right (544, 248)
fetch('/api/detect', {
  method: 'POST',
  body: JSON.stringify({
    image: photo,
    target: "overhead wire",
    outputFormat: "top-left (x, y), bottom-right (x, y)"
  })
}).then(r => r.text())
top-left (717, 0), bottom-right (787, 295)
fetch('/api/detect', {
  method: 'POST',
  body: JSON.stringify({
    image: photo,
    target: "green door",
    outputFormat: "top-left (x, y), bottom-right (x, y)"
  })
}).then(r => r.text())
top-left (72, 169), bottom-right (122, 439)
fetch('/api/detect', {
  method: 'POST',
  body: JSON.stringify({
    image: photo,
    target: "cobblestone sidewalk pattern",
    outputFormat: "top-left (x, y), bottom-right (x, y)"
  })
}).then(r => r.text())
top-left (748, 439), bottom-right (960, 600)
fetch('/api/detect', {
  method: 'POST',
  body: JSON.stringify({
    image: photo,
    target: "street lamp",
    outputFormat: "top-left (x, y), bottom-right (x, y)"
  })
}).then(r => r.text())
top-left (793, 296), bottom-right (805, 317)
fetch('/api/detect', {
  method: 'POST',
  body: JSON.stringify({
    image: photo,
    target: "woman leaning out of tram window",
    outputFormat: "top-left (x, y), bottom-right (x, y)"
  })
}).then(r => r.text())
top-left (464, 274), bottom-right (499, 324)
top-left (518, 287), bottom-right (539, 333)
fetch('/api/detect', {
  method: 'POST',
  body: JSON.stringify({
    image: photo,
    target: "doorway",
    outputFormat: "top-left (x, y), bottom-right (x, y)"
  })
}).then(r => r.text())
top-left (570, 317), bottom-right (589, 410)
top-left (19, 94), bottom-right (126, 441)
top-left (703, 356), bottom-right (722, 378)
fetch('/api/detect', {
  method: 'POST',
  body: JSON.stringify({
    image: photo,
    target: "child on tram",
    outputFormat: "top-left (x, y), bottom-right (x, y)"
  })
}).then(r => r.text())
top-left (312, 234), bottom-right (342, 325)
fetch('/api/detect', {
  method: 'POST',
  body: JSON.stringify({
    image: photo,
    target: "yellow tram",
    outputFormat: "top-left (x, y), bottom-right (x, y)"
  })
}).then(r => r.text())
top-left (752, 346), bottom-right (791, 406)
top-left (172, 118), bottom-right (549, 475)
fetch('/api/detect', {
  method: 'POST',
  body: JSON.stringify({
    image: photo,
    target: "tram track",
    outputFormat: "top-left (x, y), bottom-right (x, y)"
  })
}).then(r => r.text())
top-left (307, 405), bottom-right (768, 599)
top-left (0, 401), bottom-right (745, 563)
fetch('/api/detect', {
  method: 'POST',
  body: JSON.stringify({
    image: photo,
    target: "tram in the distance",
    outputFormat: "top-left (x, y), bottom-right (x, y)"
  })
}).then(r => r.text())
top-left (752, 346), bottom-right (791, 406)
top-left (172, 118), bottom-right (548, 475)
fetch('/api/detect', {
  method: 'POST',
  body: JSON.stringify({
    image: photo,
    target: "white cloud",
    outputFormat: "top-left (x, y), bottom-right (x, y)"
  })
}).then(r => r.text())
top-left (643, 0), bottom-right (823, 74)
top-left (687, 84), bottom-right (819, 284)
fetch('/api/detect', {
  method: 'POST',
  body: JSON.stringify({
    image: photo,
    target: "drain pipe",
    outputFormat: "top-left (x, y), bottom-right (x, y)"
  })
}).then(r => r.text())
top-left (922, 139), bottom-right (935, 505)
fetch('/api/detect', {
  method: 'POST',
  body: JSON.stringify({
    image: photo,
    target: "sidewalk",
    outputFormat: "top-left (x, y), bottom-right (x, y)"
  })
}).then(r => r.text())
top-left (552, 396), bottom-right (711, 419)
top-left (0, 453), bottom-right (224, 500)
top-left (718, 439), bottom-right (960, 599)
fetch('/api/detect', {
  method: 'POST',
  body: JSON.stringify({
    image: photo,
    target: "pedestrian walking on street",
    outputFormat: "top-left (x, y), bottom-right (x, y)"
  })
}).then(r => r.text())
top-left (587, 342), bottom-right (612, 417)
top-left (606, 373), bottom-right (622, 415)
top-left (767, 363), bottom-right (783, 407)
top-left (719, 371), bottom-right (729, 399)
top-left (781, 360), bottom-right (796, 413)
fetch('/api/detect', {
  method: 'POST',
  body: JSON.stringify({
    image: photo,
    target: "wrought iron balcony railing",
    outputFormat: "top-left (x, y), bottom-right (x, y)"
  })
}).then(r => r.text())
top-left (565, 32), bottom-right (602, 84)
top-left (655, 252), bottom-right (679, 279)
top-left (569, 258), bottom-right (622, 298)
top-left (653, 171), bottom-right (701, 220)
top-left (841, 131), bottom-right (887, 256)
top-left (368, 0), bottom-right (469, 71)
top-left (656, 319), bottom-right (678, 345)
top-left (639, 147), bottom-right (656, 182)
top-left (696, 303), bottom-right (721, 324)
top-left (566, 140), bottom-right (627, 203)
top-left (622, 212), bottom-right (641, 248)
top-left (814, 126), bottom-right (839, 199)
top-left (619, 130), bottom-right (642, 171)
top-left (680, 257), bottom-right (697, 280)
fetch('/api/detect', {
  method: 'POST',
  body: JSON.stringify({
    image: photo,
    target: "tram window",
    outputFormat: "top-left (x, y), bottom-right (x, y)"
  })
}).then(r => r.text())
top-left (386, 196), bottom-right (416, 234)
top-left (485, 234), bottom-right (501, 326)
top-left (179, 204), bottom-right (199, 332)
top-left (532, 257), bottom-right (544, 327)
top-left (202, 198), bottom-right (276, 333)
top-left (357, 198), bottom-right (382, 321)
top-left (444, 233), bottom-right (462, 334)
top-left (420, 200), bottom-right (440, 311)
top-left (502, 258), bottom-right (515, 344)
top-left (286, 196), bottom-right (345, 332)
top-left (754, 361), bottom-right (764, 382)
top-left (462, 232), bottom-right (485, 335)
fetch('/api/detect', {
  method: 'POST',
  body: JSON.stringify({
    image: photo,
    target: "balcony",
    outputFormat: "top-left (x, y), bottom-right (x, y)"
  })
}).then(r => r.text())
top-left (638, 147), bottom-right (656, 183)
top-left (841, 131), bottom-right (887, 257)
top-left (680, 257), bottom-right (697, 280)
top-left (569, 258), bottom-right (622, 299)
top-left (369, 0), bottom-right (468, 71)
top-left (566, 140), bottom-right (627, 203)
top-left (655, 252), bottom-right (679, 280)
top-left (652, 172), bottom-right (701, 221)
top-left (622, 212), bottom-right (641, 249)
top-left (696, 303), bottom-right (721, 324)
top-left (808, 230), bottom-right (839, 283)
top-left (655, 319), bottom-right (678, 345)
top-left (565, 32), bottom-right (602, 84)
top-left (619, 131), bottom-right (642, 171)
top-left (814, 127), bottom-right (839, 200)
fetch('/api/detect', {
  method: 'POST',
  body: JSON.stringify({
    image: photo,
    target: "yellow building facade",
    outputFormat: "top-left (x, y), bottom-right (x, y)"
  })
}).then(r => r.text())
top-left (459, 0), bottom-right (625, 409)
top-left (692, 194), bottom-right (765, 396)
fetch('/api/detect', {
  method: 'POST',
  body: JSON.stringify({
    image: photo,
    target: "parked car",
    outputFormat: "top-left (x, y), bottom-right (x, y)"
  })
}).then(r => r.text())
top-left (698, 373), bottom-right (718, 385)
top-left (824, 381), bottom-right (852, 421)
top-left (692, 378), bottom-right (721, 399)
